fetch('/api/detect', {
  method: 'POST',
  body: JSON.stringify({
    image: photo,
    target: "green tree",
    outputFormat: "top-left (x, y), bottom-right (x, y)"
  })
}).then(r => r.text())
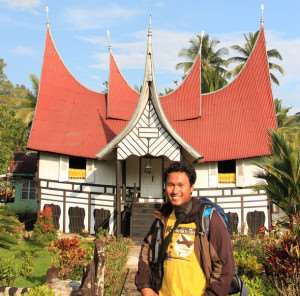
top-left (0, 58), bottom-right (38, 127)
top-left (0, 205), bottom-right (24, 249)
top-left (228, 31), bottom-right (284, 85)
top-left (255, 131), bottom-right (300, 230)
top-left (176, 33), bottom-right (229, 93)
top-left (0, 59), bottom-right (15, 98)
top-left (14, 74), bottom-right (39, 127)
top-left (275, 98), bottom-right (300, 128)
top-left (0, 104), bottom-right (27, 174)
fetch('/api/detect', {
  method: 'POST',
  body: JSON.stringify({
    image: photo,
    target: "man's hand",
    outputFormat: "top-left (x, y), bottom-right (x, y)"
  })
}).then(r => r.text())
top-left (141, 287), bottom-right (158, 296)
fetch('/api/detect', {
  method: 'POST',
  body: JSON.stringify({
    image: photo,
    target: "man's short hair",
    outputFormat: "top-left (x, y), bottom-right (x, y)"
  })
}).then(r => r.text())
top-left (163, 161), bottom-right (196, 186)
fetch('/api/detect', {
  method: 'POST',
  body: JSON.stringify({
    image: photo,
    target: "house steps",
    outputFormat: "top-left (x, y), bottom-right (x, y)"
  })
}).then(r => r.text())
top-left (130, 202), bottom-right (162, 242)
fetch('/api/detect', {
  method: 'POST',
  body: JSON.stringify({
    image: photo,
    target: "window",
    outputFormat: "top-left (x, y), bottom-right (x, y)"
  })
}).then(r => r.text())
top-left (218, 160), bottom-right (236, 183)
top-left (21, 180), bottom-right (36, 200)
top-left (68, 157), bottom-right (86, 179)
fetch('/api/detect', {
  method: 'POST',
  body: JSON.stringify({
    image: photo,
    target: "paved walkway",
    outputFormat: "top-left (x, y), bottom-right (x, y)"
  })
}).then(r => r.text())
top-left (121, 244), bottom-right (141, 296)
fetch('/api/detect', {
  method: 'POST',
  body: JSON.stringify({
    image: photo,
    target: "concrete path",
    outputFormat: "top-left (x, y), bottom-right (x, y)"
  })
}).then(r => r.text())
top-left (121, 244), bottom-right (141, 296)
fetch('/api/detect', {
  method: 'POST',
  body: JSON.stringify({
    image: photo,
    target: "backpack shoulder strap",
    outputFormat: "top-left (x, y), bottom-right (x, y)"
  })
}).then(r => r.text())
top-left (194, 202), bottom-right (213, 235)
top-left (201, 205), bottom-right (214, 234)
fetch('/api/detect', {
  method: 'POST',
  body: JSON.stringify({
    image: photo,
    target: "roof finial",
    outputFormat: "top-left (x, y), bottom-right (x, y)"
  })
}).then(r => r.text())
top-left (106, 30), bottom-right (112, 52)
top-left (45, 6), bottom-right (50, 27)
top-left (148, 14), bottom-right (152, 36)
top-left (145, 15), bottom-right (153, 81)
top-left (260, 3), bottom-right (265, 25)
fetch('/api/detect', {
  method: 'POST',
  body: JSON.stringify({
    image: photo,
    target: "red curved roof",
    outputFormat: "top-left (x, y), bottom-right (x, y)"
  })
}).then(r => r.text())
top-left (107, 53), bottom-right (139, 120)
top-left (160, 55), bottom-right (201, 120)
top-left (28, 26), bottom-right (276, 162)
top-left (161, 27), bottom-right (276, 162)
top-left (27, 28), bottom-right (126, 158)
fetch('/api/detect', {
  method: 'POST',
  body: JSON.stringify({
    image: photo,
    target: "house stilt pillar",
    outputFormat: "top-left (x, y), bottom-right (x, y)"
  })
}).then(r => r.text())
top-left (115, 159), bottom-right (123, 238)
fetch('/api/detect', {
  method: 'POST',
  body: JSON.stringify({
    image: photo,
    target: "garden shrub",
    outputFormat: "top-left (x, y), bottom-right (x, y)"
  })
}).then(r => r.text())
top-left (264, 230), bottom-right (300, 295)
top-left (96, 227), bottom-right (109, 239)
top-left (0, 257), bottom-right (19, 286)
top-left (23, 285), bottom-right (55, 296)
top-left (233, 234), bottom-right (264, 262)
top-left (16, 250), bottom-right (34, 278)
top-left (234, 250), bottom-right (263, 277)
top-left (48, 236), bottom-right (87, 279)
top-left (104, 236), bottom-right (131, 296)
top-left (241, 275), bottom-right (279, 296)
top-left (0, 205), bottom-right (24, 249)
top-left (31, 207), bottom-right (57, 245)
top-left (0, 249), bottom-right (35, 286)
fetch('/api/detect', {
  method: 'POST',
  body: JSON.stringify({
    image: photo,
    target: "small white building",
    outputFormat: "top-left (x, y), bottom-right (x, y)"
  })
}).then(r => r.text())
top-left (27, 22), bottom-right (277, 238)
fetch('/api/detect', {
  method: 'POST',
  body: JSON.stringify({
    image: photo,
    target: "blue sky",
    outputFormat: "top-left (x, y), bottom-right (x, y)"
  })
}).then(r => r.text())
top-left (1, 0), bottom-right (300, 112)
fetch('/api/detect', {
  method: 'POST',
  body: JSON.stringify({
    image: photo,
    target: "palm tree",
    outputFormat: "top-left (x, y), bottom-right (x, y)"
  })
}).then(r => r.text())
top-left (14, 74), bottom-right (39, 127)
top-left (176, 33), bottom-right (229, 93)
top-left (275, 98), bottom-right (300, 128)
top-left (274, 98), bottom-right (300, 148)
top-left (255, 131), bottom-right (300, 230)
top-left (228, 31), bottom-right (284, 85)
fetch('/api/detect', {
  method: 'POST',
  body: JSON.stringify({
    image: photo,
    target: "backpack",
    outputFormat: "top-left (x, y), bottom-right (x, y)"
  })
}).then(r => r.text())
top-left (198, 198), bottom-right (248, 296)
top-left (150, 198), bottom-right (248, 295)
top-left (198, 197), bottom-right (230, 234)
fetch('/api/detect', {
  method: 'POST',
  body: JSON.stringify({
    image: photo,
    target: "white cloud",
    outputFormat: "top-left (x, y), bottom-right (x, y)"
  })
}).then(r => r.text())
top-left (0, 0), bottom-right (41, 9)
top-left (266, 31), bottom-right (300, 83)
top-left (87, 29), bottom-right (194, 73)
top-left (216, 30), bottom-right (300, 111)
top-left (64, 5), bottom-right (140, 30)
top-left (154, 1), bottom-right (164, 7)
top-left (12, 45), bottom-right (34, 56)
top-left (83, 27), bottom-right (300, 111)
top-left (78, 36), bottom-right (108, 46)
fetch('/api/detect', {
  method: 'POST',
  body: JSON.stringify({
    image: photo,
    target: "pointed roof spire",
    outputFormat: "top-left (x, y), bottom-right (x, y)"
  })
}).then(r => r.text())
top-left (45, 5), bottom-right (50, 28)
top-left (148, 14), bottom-right (152, 36)
top-left (145, 14), bottom-right (153, 82)
top-left (260, 3), bottom-right (265, 26)
top-left (106, 29), bottom-right (112, 52)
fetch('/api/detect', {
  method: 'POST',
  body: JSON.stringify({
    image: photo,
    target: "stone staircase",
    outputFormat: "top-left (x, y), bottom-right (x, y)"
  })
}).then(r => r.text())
top-left (130, 202), bottom-right (162, 242)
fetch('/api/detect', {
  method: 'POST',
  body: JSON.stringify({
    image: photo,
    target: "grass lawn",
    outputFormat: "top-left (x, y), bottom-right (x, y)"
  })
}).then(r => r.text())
top-left (0, 235), bottom-right (129, 293)
top-left (0, 240), bottom-right (52, 287)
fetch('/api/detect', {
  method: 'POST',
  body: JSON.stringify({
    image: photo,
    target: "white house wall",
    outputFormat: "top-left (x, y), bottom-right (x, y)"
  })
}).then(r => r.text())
top-left (39, 153), bottom-right (60, 180)
top-left (242, 158), bottom-right (264, 187)
top-left (39, 180), bottom-right (116, 234)
top-left (94, 160), bottom-right (115, 185)
top-left (194, 163), bottom-right (209, 188)
top-left (38, 153), bottom-right (116, 234)
top-left (126, 156), bottom-right (139, 187)
top-left (192, 158), bottom-right (269, 234)
top-left (194, 158), bottom-right (264, 188)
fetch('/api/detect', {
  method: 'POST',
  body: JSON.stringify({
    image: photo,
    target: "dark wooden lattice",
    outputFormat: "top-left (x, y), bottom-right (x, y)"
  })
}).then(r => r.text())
top-left (69, 207), bottom-right (85, 233)
top-left (226, 212), bottom-right (239, 235)
top-left (44, 204), bottom-right (61, 230)
top-left (246, 211), bottom-right (265, 236)
top-left (94, 209), bottom-right (110, 233)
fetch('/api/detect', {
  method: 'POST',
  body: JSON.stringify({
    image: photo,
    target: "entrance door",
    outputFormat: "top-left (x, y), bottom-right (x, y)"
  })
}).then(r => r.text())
top-left (140, 158), bottom-right (163, 199)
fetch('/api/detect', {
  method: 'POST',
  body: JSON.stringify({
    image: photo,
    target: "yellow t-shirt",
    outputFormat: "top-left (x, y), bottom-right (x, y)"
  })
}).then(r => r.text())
top-left (159, 211), bottom-right (206, 296)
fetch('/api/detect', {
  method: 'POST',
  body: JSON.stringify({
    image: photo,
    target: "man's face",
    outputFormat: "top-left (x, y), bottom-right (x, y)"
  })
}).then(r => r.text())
top-left (165, 171), bottom-right (194, 206)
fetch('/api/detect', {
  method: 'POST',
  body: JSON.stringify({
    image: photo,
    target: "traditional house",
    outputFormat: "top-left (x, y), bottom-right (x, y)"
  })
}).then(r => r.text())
top-left (27, 21), bottom-right (276, 239)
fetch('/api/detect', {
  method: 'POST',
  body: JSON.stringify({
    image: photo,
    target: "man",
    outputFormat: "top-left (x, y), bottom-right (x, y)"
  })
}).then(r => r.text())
top-left (135, 161), bottom-right (234, 296)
